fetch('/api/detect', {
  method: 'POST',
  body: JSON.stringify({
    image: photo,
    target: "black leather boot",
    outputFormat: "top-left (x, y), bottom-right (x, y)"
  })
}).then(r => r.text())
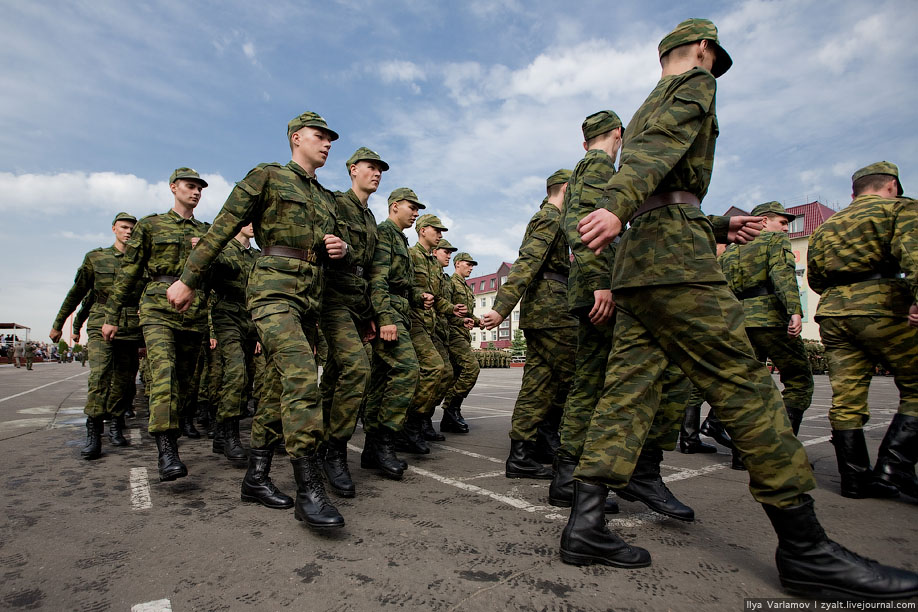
top-left (786, 407), bottom-right (805, 436)
top-left (212, 419), bottom-right (226, 454)
top-left (154, 431), bottom-right (187, 481)
top-left (699, 409), bottom-right (733, 449)
top-left (617, 447), bottom-right (694, 521)
top-left (549, 454), bottom-right (619, 513)
top-left (206, 404), bottom-right (217, 439)
top-left (108, 415), bottom-right (128, 447)
top-left (291, 455), bottom-right (345, 530)
top-left (322, 439), bottom-right (356, 498)
top-left (179, 417), bottom-right (201, 439)
top-left (440, 398), bottom-right (469, 434)
top-left (560, 481), bottom-right (651, 568)
top-left (421, 416), bottom-right (445, 442)
top-left (763, 495), bottom-right (918, 599)
top-left (679, 402), bottom-right (717, 453)
top-left (81, 416), bottom-right (104, 460)
top-left (222, 417), bottom-right (247, 462)
top-left (874, 414), bottom-right (918, 498)
top-left (241, 448), bottom-right (293, 509)
top-left (832, 429), bottom-right (898, 499)
top-left (506, 439), bottom-right (553, 479)
top-left (395, 415), bottom-right (430, 455)
top-left (731, 448), bottom-right (747, 471)
top-left (123, 407), bottom-right (135, 419)
top-left (533, 421), bottom-right (561, 464)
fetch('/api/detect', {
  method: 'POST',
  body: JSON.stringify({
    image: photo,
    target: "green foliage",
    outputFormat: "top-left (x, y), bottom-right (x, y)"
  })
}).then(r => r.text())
top-left (510, 329), bottom-right (526, 357)
top-left (73, 344), bottom-right (83, 353)
top-left (58, 340), bottom-right (69, 354)
top-left (803, 339), bottom-right (827, 374)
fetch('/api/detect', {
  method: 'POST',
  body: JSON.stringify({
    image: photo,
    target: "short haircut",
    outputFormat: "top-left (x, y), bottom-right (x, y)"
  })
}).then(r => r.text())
top-left (547, 183), bottom-right (565, 198)
top-left (584, 127), bottom-right (621, 150)
top-left (853, 174), bottom-right (897, 197)
top-left (661, 41), bottom-right (701, 67)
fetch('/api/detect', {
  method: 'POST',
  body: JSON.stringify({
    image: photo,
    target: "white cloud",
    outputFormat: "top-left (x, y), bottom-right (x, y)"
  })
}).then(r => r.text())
top-left (243, 42), bottom-right (256, 60)
top-left (379, 60), bottom-right (426, 84)
top-left (59, 231), bottom-right (108, 242)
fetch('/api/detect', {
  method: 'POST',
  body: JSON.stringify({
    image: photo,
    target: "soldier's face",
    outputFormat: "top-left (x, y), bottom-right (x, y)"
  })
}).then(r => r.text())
top-left (763, 215), bottom-right (790, 233)
top-left (171, 180), bottom-right (204, 209)
top-left (352, 161), bottom-right (383, 194)
top-left (394, 201), bottom-right (420, 229)
top-left (112, 221), bottom-right (134, 244)
top-left (240, 223), bottom-right (255, 239)
top-left (434, 249), bottom-right (451, 267)
top-left (293, 127), bottom-right (332, 169)
top-left (456, 261), bottom-right (475, 278)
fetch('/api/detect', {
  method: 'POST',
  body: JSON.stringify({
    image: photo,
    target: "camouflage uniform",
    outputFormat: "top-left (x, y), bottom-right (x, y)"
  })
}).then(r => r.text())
top-left (442, 271), bottom-right (481, 405)
top-left (24, 343), bottom-right (35, 370)
top-left (574, 65), bottom-right (814, 508)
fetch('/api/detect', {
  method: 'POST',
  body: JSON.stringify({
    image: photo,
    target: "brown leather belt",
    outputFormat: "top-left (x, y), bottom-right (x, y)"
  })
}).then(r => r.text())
top-left (541, 271), bottom-right (568, 283)
top-left (151, 275), bottom-right (180, 283)
top-left (632, 191), bottom-right (700, 219)
top-left (262, 246), bottom-right (318, 263)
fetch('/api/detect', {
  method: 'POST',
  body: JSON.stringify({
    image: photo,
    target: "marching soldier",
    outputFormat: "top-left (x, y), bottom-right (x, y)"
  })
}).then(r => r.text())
top-left (427, 237), bottom-right (459, 440)
top-left (440, 249), bottom-right (481, 435)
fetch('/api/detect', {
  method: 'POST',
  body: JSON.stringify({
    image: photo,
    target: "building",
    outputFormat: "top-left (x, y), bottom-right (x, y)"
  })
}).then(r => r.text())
top-left (465, 262), bottom-right (519, 349)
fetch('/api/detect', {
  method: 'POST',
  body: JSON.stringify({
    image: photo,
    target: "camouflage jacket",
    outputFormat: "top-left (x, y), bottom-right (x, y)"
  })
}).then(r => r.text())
top-left (179, 160), bottom-right (337, 319)
top-left (493, 199), bottom-right (578, 330)
top-left (370, 219), bottom-right (425, 328)
top-left (434, 271), bottom-right (453, 343)
top-left (325, 188), bottom-right (378, 319)
top-left (409, 242), bottom-right (455, 333)
top-left (54, 246), bottom-right (143, 339)
top-left (719, 231), bottom-right (802, 327)
top-left (604, 68), bottom-right (732, 290)
top-left (449, 272), bottom-right (479, 341)
top-left (563, 149), bottom-right (617, 313)
top-left (808, 194), bottom-right (918, 318)
top-left (210, 238), bottom-right (259, 314)
top-left (105, 209), bottom-right (210, 332)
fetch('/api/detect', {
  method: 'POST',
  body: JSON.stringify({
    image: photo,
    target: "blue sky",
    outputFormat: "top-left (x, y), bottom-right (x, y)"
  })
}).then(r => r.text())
top-left (2, 0), bottom-right (917, 340)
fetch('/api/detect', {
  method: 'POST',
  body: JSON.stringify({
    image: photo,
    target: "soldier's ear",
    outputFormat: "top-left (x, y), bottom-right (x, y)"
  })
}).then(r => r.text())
top-left (582, 141), bottom-right (588, 152)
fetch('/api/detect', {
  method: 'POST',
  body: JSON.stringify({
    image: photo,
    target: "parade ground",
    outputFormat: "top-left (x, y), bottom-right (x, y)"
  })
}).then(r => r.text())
top-left (0, 363), bottom-right (915, 611)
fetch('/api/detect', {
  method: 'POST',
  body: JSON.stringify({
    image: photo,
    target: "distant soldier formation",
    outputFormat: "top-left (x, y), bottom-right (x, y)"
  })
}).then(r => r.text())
top-left (45, 17), bottom-right (918, 601)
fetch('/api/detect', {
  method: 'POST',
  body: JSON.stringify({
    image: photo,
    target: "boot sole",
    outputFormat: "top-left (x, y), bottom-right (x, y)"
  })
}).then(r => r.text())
top-left (615, 490), bottom-right (695, 522)
top-left (548, 496), bottom-right (572, 508)
top-left (294, 512), bottom-right (345, 530)
top-left (780, 578), bottom-right (918, 601)
top-left (240, 494), bottom-right (294, 509)
top-left (81, 452), bottom-right (102, 460)
top-left (359, 460), bottom-right (404, 480)
top-left (159, 468), bottom-right (188, 482)
top-left (506, 471), bottom-right (553, 480)
top-left (560, 549), bottom-right (651, 569)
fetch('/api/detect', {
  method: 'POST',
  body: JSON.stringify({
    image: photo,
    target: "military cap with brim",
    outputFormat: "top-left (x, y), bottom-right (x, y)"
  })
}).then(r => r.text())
top-left (852, 161), bottom-right (903, 196)
top-left (658, 18), bottom-right (732, 78)
top-left (454, 252), bottom-right (478, 265)
top-left (169, 167), bottom-right (208, 187)
top-left (112, 212), bottom-right (137, 225)
top-left (750, 201), bottom-right (796, 222)
top-left (416, 214), bottom-right (448, 232)
top-left (287, 111), bottom-right (339, 141)
top-left (435, 238), bottom-right (458, 252)
top-left (345, 147), bottom-right (389, 172)
top-left (582, 110), bottom-right (623, 141)
top-left (547, 169), bottom-right (573, 189)
top-left (388, 187), bottom-right (426, 209)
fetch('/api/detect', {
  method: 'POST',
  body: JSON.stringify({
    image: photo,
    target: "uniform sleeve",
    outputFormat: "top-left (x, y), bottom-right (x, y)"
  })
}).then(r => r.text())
top-left (369, 233), bottom-right (397, 327)
top-left (52, 253), bottom-right (94, 331)
top-left (806, 231), bottom-right (828, 296)
top-left (605, 71), bottom-right (716, 224)
top-left (565, 157), bottom-right (615, 292)
top-left (492, 212), bottom-right (555, 318)
top-left (768, 234), bottom-right (802, 316)
top-left (72, 292), bottom-right (94, 334)
top-left (891, 202), bottom-right (918, 303)
top-left (106, 222), bottom-right (149, 325)
top-left (180, 167), bottom-right (266, 289)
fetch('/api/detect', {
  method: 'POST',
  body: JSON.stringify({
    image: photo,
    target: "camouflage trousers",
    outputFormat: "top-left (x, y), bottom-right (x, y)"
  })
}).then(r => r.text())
top-left (189, 337), bottom-right (220, 421)
top-left (558, 319), bottom-right (611, 456)
top-left (251, 304), bottom-right (323, 458)
top-left (428, 331), bottom-right (454, 414)
top-left (142, 324), bottom-right (202, 433)
top-left (84, 328), bottom-right (140, 418)
top-left (509, 327), bottom-right (576, 442)
top-left (818, 315), bottom-right (918, 430)
top-left (25, 355), bottom-right (33, 370)
top-left (443, 330), bottom-right (481, 405)
top-left (318, 304), bottom-right (371, 443)
top-left (408, 326), bottom-right (447, 419)
top-left (366, 320), bottom-right (418, 433)
top-left (746, 326), bottom-right (814, 415)
top-left (213, 307), bottom-right (258, 422)
top-left (575, 284), bottom-right (815, 508)
top-left (140, 356), bottom-right (152, 398)
top-left (252, 350), bottom-right (266, 403)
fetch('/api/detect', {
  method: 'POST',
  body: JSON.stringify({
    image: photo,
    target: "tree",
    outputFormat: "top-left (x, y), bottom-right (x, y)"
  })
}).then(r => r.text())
top-left (58, 340), bottom-right (68, 355)
top-left (510, 329), bottom-right (526, 357)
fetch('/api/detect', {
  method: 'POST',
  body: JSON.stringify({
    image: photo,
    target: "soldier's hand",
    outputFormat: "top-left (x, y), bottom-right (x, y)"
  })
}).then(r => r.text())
top-left (379, 324), bottom-right (398, 341)
top-left (480, 310), bottom-right (504, 330)
top-left (254, 342), bottom-right (262, 355)
top-left (453, 303), bottom-right (468, 317)
top-left (909, 304), bottom-right (918, 328)
top-left (71, 333), bottom-right (80, 343)
top-left (210, 338), bottom-right (218, 350)
top-left (728, 216), bottom-right (765, 244)
top-left (49, 329), bottom-right (62, 343)
top-left (167, 280), bottom-right (195, 312)
top-left (101, 324), bottom-right (118, 342)
top-left (362, 320), bottom-right (378, 343)
top-left (589, 289), bottom-right (615, 325)
top-left (422, 293), bottom-right (434, 309)
top-left (190, 237), bottom-right (201, 248)
top-left (324, 234), bottom-right (348, 260)
top-left (787, 314), bottom-right (803, 338)
top-left (138, 347), bottom-right (147, 359)
top-left (578, 209), bottom-right (622, 254)
top-left (463, 318), bottom-right (475, 329)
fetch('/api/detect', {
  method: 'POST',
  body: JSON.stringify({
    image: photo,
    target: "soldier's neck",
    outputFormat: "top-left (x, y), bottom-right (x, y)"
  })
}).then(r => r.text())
top-left (172, 202), bottom-right (195, 219)
top-left (351, 185), bottom-right (372, 207)
top-left (291, 153), bottom-right (318, 176)
top-left (112, 240), bottom-right (126, 253)
top-left (234, 234), bottom-right (251, 248)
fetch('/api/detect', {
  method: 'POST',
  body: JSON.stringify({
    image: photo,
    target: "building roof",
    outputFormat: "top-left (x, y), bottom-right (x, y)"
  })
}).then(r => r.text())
top-left (787, 201), bottom-right (836, 239)
top-left (723, 205), bottom-right (749, 217)
top-left (466, 262), bottom-right (512, 295)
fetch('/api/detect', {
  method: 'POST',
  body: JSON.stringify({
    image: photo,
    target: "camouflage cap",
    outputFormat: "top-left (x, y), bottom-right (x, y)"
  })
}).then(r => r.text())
top-left (387, 187), bottom-right (426, 209)
top-left (658, 18), bottom-right (733, 78)
top-left (286, 111), bottom-right (339, 141)
top-left (852, 161), bottom-right (903, 196)
top-left (416, 213), bottom-right (448, 232)
top-left (582, 110), bottom-right (623, 141)
top-left (112, 212), bottom-right (137, 225)
top-left (454, 252), bottom-right (478, 265)
top-left (547, 169), bottom-right (573, 189)
top-left (169, 167), bottom-right (208, 187)
top-left (435, 237), bottom-right (458, 252)
top-left (750, 201), bottom-right (796, 222)
top-left (345, 147), bottom-right (389, 173)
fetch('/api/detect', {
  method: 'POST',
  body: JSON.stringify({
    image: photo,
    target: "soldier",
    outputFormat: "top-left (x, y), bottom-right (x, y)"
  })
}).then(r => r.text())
top-left (11, 340), bottom-right (22, 368)
top-left (426, 237), bottom-right (458, 440)
top-left (52, 212), bottom-right (141, 459)
top-left (440, 249), bottom-right (482, 435)
top-left (167, 112), bottom-right (347, 531)
top-left (24, 342), bottom-right (35, 370)
top-left (565, 18), bottom-right (917, 599)
top-left (481, 169), bottom-right (578, 480)
top-left (318, 147), bottom-right (387, 498)
top-left (808, 162), bottom-right (918, 501)
top-left (720, 201), bottom-right (814, 436)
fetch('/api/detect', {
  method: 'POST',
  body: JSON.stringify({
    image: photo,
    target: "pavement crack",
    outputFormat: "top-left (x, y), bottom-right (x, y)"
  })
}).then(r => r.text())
top-left (447, 561), bottom-right (542, 611)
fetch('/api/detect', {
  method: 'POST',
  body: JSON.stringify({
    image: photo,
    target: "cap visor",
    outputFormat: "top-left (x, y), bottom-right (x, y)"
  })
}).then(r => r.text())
top-left (711, 42), bottom-right (732, 77)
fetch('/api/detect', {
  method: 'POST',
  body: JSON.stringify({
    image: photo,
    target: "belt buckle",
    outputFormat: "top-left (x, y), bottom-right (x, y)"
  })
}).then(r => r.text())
top-left (354, 266), bottom-right (364, 277)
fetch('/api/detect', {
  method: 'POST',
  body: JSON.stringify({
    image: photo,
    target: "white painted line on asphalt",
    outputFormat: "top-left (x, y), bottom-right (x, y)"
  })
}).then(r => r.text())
top-left (428, 443), bottom-right (505, 464)
top-left (132, 600), bottom-right (172, 612)
top-left (467, 393), bottom-right (521, 401)
top-left (408, 464), bottom-right (546, 513)
top-left (129, 428), bottom-right (141, 445)
top-left (461, 470), bottom-right (506, 481)
top-left (458, 405), bottom-right (512, 413)
top-left (130, 467), bottom-right (152, 510)
top-left (462, 415), bottom-right (511, 421)
top-left (0, 371), bottom-right (89, 404)
top-left (662, 462), bottom-right (730, 483)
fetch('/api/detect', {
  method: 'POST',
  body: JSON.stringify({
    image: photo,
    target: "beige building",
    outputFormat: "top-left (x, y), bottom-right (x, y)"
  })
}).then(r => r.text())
top-left (465, 262), bottom-right (520, 350)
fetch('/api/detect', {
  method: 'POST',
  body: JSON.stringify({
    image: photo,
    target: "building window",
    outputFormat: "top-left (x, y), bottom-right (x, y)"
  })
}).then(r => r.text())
top-left (512, 311), bottom-right (520, 321)
top-left (499, 320), bottom-right (509, 329)
top-left (499, 328), bottom-right (510, 338)
top-left (471, 332), bottom-right (477, 342)
top-left (500, 276), bottom-right (508, 286)
top-left (491, 331), bottom-right (497, 341)
top-left (479, 281), bottom-right (486, 291)
top-left (489, 278), bottom-right (495, 289)
top-left (789, 217), bottom-right (804, 233)
top-left (480, 298), bottom-right (486, 308)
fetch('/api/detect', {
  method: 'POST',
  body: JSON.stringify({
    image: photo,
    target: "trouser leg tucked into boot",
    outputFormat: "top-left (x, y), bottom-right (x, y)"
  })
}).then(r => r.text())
top-left (222, 416), bottom-right (247, 462)
top-left (179, 417), bottom-right (201, 439)
top-left (549, 454), bottom-right (618, 513)
top-left (617, 447), bottom-right (694, 521)
top-left (322, 439), bottom-right (356, 498)
top-left (832, 429), bottom-right (898, 499)
top-left (420, 416), bottom-right (445, 441)
top-left (533, 420), bottom-right (561, 464)
top-left (679, 402), bottom-right (717, 453)
top-left (699, 409), bottom-right (733, 449)
top-left (560, 481), bottom-right (650, 568)
top-left (786, 407), bottom-right (805, 436)
top-left (291, 455), bottom-right (345, 530)
top-left (241, 448), bottom-right (293, 509)
top-left (763, 495), bottom-right (918, 600)
top-left (874, 413), bottom-right (918, 499)
top-left (440, 397), bottom-right (469, 434)
top-left (505, 439), bottom-right (552, 479)
top-left (81, 416), bottom-right (104, 460)
top-left (395, 414), bottom-right (430, 455)
top-left (108, 415), bottom-right (128, 447)
top-left (154, 431), bottom-right (187, 481)
top-left (212, 419), bottom-right (226, 454)
top-left (361, 428), bottom-right (405, 480)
